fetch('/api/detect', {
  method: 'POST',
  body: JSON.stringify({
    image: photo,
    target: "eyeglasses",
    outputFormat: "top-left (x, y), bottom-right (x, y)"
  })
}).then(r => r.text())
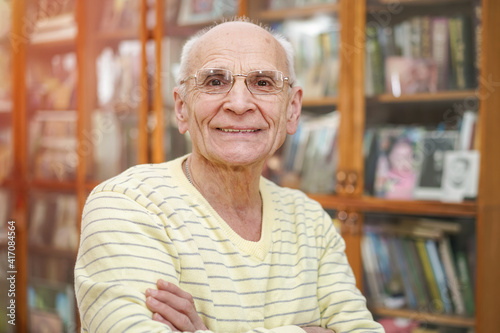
top-left (180, 68), bottom-right (292, 95)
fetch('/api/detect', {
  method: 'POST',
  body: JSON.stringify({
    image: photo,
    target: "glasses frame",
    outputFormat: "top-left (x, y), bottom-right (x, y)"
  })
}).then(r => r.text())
top-left (180, 68), bottom-right (293, 95)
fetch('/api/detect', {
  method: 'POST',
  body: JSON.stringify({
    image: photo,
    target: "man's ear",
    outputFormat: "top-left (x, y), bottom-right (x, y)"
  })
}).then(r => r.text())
top-left (174, 87), bottom-right (189, 134)
top-left (286, 86), bottom-right (303, 135)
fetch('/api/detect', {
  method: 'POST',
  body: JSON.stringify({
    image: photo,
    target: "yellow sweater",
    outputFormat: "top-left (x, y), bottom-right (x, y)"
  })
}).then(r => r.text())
top-left (75, 156), bottom-right (383, 333)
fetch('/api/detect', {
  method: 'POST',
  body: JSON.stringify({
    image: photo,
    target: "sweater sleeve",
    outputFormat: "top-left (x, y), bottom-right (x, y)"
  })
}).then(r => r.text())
top-left (75, 190), bottom-right (182, 332)
top-left (316, 212), bottom-right (385, 333)
top-left (75, 189), bottom-right (308, 333)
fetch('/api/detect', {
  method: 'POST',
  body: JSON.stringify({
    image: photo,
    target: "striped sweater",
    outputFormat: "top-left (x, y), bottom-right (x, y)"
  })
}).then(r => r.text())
top-left (74, 156), bottom-right (384, 333)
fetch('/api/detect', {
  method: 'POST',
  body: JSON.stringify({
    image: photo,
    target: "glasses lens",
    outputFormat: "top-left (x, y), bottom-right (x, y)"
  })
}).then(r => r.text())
top-left (196, 69), bottom-right (233, 93)
top-left (247, 70), bottom-right (284, 94)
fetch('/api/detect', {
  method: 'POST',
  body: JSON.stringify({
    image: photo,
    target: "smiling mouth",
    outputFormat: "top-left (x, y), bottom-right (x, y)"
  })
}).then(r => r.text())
top-left (217, 128), bottom-right (260, 133)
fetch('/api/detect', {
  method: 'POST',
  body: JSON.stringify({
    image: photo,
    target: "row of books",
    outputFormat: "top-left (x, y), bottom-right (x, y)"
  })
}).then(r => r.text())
top-left (363, 111), bottom-right (479, 202)
top-left (362, 216), bottom-right (475, 317)
top-left (274, 15), bottom-right (340, 99)
top-left (29, 280), bottom-right (76, 333)
top-left (29, 110), bottom-right (77, 181)
top-left (30, 0), bottom-right (77, 44)
top-left (28, 108), bottom-right (140, 183)
top-left (29, 193), bottom-right (79, 251)
top-left (365, 15), bottom-right (476, 96)
top-left (176, 0), bottom-right (238, 26)
top-left (269, 0), bottom-right (337, 10)
top-left (378, 317), bottom-right (473, 333)
top-left (268, 111), bottom-right (340, 193)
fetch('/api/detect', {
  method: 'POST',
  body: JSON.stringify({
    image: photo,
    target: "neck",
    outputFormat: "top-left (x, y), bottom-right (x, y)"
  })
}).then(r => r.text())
top-left (185, 154), bottom-right (263, 241)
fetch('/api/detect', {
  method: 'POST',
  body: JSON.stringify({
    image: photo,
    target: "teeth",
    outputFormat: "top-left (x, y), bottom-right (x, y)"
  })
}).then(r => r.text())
top-left (220, 129), bottom-right (257, 133)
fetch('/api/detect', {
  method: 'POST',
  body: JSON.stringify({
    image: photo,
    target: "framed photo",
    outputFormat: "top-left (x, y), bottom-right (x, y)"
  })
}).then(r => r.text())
top-left (373, 127), bottom-right (425, 200)
top-left (177, 0), bottom-right (238, 26)
top-left (414, 131), bottom-right (459, 200)
top-left (441, 150), bottom-right (480, 202)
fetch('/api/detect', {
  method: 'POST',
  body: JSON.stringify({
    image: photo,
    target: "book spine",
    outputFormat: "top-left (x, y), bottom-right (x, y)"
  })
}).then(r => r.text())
top-left (431, 17), bottom-right (450, 91)
top-left (438, 237), bottom-right (466, 314)
top-left (425, 239), bottom-right (453, 314)
top-left (456, 251), bottom-right (475, 316)
top-left (415, 239), bottom-right (444, 313)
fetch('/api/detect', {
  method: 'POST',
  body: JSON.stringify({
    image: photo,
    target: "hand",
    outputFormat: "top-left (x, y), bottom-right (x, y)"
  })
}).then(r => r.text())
top-left (301, 327), bottom-right (335, 333)
top-left (146, 279), bottom-right (208, 332)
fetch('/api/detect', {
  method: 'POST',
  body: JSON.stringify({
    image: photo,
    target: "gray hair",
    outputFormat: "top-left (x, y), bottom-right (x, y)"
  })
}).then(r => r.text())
top-left (176, 18), bottom-right (296, 96)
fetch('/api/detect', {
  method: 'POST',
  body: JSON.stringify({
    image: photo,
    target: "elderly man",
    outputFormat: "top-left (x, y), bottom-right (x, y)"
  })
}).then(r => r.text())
top-left (75, 20), bottom-right (384, 333)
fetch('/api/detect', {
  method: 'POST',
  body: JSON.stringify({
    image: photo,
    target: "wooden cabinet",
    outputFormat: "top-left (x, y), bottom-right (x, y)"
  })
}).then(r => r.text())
top-left (3, 0), bottom-right (499, 332)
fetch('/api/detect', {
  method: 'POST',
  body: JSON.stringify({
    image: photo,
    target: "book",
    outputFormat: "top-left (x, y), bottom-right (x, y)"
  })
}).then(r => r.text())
top-left (274, 111), bottom-right (339, 192)
top-left (365, 26), bottom-right (385, 96)
top-left (438, 237), bottom-right (466, 314)
top-left (361, 232), bottom-right (385, 305)
top-left (415, 238), bottom-right (444, 313)
top-left (29, 110), bottom-right (77, 181)
top-left (277, 15), bottom-right (340, 99)
top-left (425, 239), bottom-right (453, 314)
top-left (448, 16), bottom-right (475, 90)
top-left (177, 0), bottom-right (238, 26)
top-left (385, 56), bottom-right (438, 96)
top-left (402, 238), bottom-right (430, 309)
top-left (431, 17), bottom-right (451, 91)
top-left (455, 251), bottom-right (475, 316)
top-left (392, 237), bottom-right (418, 309)
top-left (29, 280), bottom-right (75, 332)
top-left (458, 111), bottom-right (477, 151)
top-left (31, 0), bottom-right (76, 44)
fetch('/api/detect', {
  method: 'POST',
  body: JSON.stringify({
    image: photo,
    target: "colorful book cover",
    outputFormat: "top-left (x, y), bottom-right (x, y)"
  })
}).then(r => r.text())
top-left (415, 238), bottom-right (444, 313)
top-left (438, 237), bottom-right (466, 314)
top-left (392, 237), bottom-right (418, 309)
top-left (456, 251), bottom-right (475, 316)
top-left (425, 239), bottom-right (453, 313)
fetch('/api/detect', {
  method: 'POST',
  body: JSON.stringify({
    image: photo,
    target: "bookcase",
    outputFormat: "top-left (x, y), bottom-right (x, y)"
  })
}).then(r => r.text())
top-left (2, 0), bottom-right (499, 332)
top-left (5, 0), bottom-right (152, 331)
top-left (155, 0), bottom-right (500, 332)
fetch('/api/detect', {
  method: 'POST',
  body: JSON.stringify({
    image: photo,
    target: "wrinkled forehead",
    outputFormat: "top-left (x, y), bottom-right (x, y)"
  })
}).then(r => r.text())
top-left (189, 22), bottom-right (287, 73)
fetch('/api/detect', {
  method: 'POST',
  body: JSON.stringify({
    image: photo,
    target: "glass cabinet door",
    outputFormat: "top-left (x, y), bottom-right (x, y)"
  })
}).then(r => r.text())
top-left (83, 0), bottom-right (151, 183)
top-left (0, 0), bottom-right (13, 185)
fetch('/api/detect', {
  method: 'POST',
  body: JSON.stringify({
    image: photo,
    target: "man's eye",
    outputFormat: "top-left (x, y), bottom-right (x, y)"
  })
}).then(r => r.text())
top-left (257, 80), bottom-right (269, 86)
top-left (208, 79), bottom-right (222, 86)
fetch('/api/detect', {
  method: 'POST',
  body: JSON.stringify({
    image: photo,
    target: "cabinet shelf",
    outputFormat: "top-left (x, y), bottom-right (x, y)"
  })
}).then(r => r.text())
top-left (368, 0), bottom-right (471, 8)
top-left (308, 194), bottom-right (476, 217)
top-left (302, 96), bottom-right (339, 107)
top-left (259, 3), bottom-right (340, 21)
top-left (371, 306), bottom-right (475, 328)
top-left (367, 90), bottom-right (477, 104)
top-left (95, 28), bottom-right (142, 43)
top-left (30, 179), bottom-right (77, 191)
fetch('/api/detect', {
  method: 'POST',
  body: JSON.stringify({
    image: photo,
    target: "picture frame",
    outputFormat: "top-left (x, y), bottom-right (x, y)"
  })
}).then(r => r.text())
top-left (373, 127), bottom-right (425, 200)
top-left (413, 131), bottom-right (459, 200)
top-left (441, 150), bottom-right (480, 202)
top-left (177, 0), bottom-right (238, 26)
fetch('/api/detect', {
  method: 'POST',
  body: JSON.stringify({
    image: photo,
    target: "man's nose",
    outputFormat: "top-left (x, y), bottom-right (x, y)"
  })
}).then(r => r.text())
top-left (224, 77), bottom-right (255, 114)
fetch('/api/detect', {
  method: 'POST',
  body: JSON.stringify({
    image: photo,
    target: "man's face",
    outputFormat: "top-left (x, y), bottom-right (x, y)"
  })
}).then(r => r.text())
top-left (174, 22), bottom-right (302, 168)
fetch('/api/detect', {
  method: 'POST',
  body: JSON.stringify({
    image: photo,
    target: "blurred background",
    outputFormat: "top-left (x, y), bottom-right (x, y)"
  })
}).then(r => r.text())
top-left (1, 0), bottom-right (499, 332)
